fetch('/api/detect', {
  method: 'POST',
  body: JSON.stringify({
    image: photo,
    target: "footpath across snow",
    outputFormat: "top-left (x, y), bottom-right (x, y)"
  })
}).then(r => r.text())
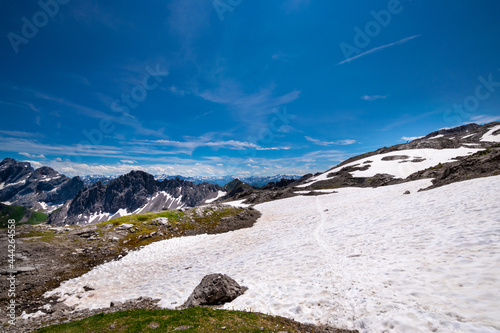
top-left (46, 176), bottom-right (500, 332)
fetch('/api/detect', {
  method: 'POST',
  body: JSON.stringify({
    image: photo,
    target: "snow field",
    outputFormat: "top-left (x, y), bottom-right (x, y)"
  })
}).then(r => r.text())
top-left (46, 176), bottom-right (500, 332)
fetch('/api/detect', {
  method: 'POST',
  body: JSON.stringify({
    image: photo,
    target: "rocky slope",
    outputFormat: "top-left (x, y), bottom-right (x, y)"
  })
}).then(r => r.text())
top-left (294, 122), bottom-right (500, 190)
top-left (0, 158), bottom-right (84, 213)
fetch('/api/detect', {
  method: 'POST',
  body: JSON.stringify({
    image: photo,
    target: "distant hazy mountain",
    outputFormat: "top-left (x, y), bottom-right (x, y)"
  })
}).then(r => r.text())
top-left (81, 175), bottom-right (117, 186)
top-left (155, 174), bottom-right (300, 187)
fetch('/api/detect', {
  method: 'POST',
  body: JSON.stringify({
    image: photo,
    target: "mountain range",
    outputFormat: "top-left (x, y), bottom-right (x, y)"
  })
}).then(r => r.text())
top-left (1, 121), bottom-right (499, 227)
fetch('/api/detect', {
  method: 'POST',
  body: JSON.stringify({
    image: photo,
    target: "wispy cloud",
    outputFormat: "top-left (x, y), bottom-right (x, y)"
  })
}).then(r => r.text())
top-left (199, 84), bottom-right (300, 117)
top-left (144, 139), bottom-right (290, 152)
top-left (401, 136), bottom-right (423, 141)
top-left (0, 130), bottom-right (43, 138)
top-left (19, 152), bottom-right (46, 159)
top-left (305, 136), bottom-right (356, 146)
top-left (0, 133), bottom-right (290, 166)
top-left (338, 35), bottom-right (421, 65)
top-left (197, 81), bottom-right (301, 134)
top-left (362, 95), bottom-right (387, 101)
top-left (33, 91), bottom-right (165, 137)
top-left (0, 99), bottom-right (41, 113)
top-left (469, 115), bottom-right (500, 124)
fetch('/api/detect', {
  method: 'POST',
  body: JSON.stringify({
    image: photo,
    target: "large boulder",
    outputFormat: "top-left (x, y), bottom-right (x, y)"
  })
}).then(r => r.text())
top-left (182, 274), bottom-right (247, 308)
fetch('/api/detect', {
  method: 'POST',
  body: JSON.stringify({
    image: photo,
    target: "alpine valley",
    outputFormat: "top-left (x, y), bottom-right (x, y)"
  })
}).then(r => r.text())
top-left (1, 122), bottom-right (499, 333)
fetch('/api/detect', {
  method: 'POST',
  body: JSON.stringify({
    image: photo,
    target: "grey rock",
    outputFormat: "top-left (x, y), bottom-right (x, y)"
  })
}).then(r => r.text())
top-left (381, 155), bottom-right (410, 161)
top-left (151, 217), bottom-right (170, 226)
top-left (72, 226), bottom-right (97, 238)
top-left (116, 223), bottom-right (134, 230)
top-left (182, 274), bottom-right (248, 308)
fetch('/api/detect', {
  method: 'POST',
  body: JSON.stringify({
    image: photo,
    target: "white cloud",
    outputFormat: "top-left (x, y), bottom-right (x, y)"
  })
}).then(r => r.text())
top-left (199, 85), bottom-right (300, 118)
top-left (19, 152), bottom-right (46, 159)
top-left (148, 139), bottom-right (288, 152)
top-left (362, 95), bottom-right (387, 101)
top-left (169, 86), bottom-right (185, 96)
top-left (305, 136), bottom-right (356, 146)
top-left (401, 136), bottom-right (424, 141)
top-left (0, 130), bottom-right (42, 138)
top-left (120, 160), bottom-right (137, 164)
top-left (470, 115), bottom-right (500, 124)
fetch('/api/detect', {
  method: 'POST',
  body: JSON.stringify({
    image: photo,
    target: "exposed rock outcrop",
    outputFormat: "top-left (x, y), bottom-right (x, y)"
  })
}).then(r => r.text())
top-left (182, 274), bottom-right (248, 308)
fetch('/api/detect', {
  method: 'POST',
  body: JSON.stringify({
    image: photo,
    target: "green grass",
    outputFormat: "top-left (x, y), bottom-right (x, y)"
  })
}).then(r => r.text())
top-left (35, 308), bottom-right (304, 333)
top-left (18, 229), bottom-right (56, 242)
top-left (28, 210), bottom-right (48, 224)
top-left (98, 210), bottom-right (184, 228)
top-left (94, 207), bottom-right (244, 250)
top-left (0, 204), bottom-right (48, 228)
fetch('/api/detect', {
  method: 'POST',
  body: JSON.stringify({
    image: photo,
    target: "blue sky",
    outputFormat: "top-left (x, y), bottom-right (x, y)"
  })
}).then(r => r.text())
top-left (1, 0), bottom-right (499, 177)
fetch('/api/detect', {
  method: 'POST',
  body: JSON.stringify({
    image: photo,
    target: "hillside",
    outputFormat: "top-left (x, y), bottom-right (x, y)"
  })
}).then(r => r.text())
top-left (295, 122), bottom-right (500, 190)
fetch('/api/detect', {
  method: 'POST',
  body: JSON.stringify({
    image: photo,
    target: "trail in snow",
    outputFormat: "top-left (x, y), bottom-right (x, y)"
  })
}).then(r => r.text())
top-left (46, 177), bottom-right (500, 332)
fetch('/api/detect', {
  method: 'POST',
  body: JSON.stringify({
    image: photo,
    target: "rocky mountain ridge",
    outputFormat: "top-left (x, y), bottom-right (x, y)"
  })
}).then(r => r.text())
top-left (48, 171), bottom-right (223, 226)
top-left (0, 158), bottom-right (84, 213)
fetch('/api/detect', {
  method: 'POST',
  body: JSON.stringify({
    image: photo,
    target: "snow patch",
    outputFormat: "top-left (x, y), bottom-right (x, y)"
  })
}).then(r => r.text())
top-left (223, 199), bottom-right (251, 208)
top-left (205, 191), bottom-right (227, 204)
top-left (109, 209), bottom-right (130, 220)
top-left (427, 134), bottom-right (444, 139)
top-left (39, 176), bottom-right (61, 182)
top-left (480, 124), bottom-right (500, 142)
top-left (1, 179), bottom-right (27, 188)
